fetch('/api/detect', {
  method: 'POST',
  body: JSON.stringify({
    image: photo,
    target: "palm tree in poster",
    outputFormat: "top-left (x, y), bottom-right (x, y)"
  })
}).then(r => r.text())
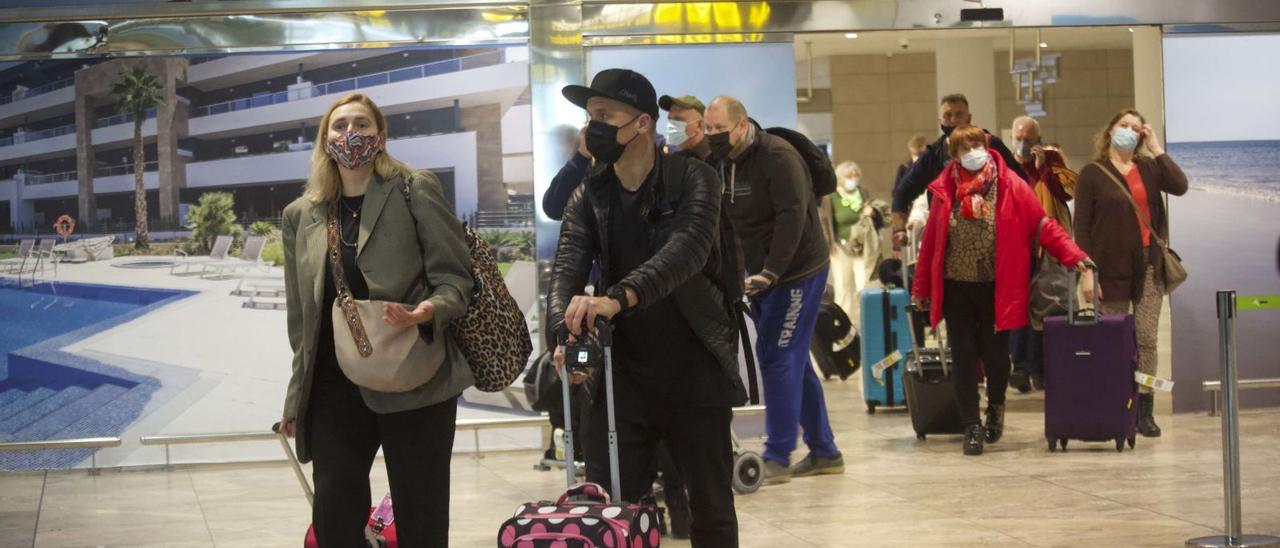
top-left (111, 65), bottom-right (164, 250)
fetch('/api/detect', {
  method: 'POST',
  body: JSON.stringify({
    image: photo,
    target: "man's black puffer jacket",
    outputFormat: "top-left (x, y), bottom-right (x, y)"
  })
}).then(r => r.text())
top-left (548, 149), bottom-right (747, 406)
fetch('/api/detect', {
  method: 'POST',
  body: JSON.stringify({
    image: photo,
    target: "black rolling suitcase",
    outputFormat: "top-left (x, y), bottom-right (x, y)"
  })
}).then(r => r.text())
top-left (902, 226), bottom-right (963, 439)
top-left (903, 329), bottom-right (963, 440)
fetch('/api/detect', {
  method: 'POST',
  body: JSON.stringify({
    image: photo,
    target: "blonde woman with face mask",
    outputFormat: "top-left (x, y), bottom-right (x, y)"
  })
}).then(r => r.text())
top-left (278, 93), bottom-right (475, 546)
top-left (825, 161), bottom-right (885, 320)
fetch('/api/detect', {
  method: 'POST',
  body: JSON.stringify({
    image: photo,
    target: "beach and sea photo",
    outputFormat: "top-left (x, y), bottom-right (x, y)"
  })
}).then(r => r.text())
top-left (1164, 33), bottom-right (1280, 411)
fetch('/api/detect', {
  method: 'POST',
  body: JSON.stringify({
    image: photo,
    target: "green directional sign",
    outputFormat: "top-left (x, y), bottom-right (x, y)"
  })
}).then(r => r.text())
top-left (1237, 295), bottom-right (1280, 311)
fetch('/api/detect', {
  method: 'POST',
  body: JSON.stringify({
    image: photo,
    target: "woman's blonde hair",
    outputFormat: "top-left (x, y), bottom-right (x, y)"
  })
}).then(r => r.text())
top-left (835, 161), bottom-right (862, 180)
top-left (1093, 108), bottom-right (1147, 162)
top-left (305, 93), bottom-right (414, 203)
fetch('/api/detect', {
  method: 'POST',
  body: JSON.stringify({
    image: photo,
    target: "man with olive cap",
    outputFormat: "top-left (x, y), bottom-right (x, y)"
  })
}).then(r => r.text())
top-left (661, 94), bottom-right (714, 163)
top-left (548, 68), bottom-right (744, 546)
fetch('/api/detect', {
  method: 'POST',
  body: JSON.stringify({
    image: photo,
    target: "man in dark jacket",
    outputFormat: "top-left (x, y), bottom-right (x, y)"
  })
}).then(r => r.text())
top-left (703, 95), bottom-right (842, 485)
top-left (890, 93), bottom-right (1028, 250)
top-left (661, 94), bottom-right (714, 162)
top-left (550, 68), bottom-right (742, 547)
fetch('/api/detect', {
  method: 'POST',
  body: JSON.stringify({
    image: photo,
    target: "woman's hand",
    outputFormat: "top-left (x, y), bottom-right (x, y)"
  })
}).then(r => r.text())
top-left (1080, 268), bottom-right (1103, 303)
top-left (911, 296), bottom-right (929, 311)
top-left (278, 416), bottom-right (296, 437)
top-left (384, 300), bottom-right (434, 327)
top-left (1141, 124), bottom-right (1165, 156)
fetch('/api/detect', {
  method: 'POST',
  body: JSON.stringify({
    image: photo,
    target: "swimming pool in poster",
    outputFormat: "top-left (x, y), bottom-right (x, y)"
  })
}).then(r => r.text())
top-left (0, 282), bottom-right (193, 470)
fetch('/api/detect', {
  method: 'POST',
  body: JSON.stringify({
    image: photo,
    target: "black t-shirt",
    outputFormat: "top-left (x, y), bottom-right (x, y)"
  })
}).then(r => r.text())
top-left (603, 163), bottom-right (733, 407)
top-left (317, 194), bottom-right (370, 379)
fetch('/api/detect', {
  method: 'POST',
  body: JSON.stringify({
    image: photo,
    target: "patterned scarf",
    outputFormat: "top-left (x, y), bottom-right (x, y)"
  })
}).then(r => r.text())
top-left (839, 188), bottom-right (864, 212)
top-left (952, 154), bottom-right (996, 220)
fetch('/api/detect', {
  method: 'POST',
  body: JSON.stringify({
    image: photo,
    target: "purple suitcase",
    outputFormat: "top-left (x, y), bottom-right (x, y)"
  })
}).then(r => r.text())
top-left (1042, 279), bottom-right (1139, 452)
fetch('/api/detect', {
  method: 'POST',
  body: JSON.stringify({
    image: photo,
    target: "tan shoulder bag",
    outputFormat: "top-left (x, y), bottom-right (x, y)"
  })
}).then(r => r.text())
top-left (327, 200), bottom-right (444, 392)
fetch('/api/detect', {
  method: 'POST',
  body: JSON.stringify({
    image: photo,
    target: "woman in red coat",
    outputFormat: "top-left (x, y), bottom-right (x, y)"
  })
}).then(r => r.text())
top-left (911, 125), bottom-right (1094, 456)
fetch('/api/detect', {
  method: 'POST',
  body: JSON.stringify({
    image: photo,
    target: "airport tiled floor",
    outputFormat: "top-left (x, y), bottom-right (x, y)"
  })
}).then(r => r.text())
top-left (2, 384), bottom-right (1277, 548)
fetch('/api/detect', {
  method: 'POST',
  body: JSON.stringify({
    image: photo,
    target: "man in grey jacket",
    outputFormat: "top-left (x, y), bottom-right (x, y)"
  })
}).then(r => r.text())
top-left (704, 96), bottom-right (843, 485)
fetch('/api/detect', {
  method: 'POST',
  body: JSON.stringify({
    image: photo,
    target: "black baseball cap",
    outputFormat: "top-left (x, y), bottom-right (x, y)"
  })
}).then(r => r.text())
top-left (562, 68), bottom-right (659, 120)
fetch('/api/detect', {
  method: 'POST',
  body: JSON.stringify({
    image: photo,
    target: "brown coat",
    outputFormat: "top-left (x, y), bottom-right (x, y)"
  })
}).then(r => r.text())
top-left (1074, 154), bottom-right (1188, 302)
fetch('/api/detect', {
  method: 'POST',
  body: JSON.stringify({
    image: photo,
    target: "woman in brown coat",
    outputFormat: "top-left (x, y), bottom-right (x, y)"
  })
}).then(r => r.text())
top-left (1074, 108), bottom-right (1188, 438)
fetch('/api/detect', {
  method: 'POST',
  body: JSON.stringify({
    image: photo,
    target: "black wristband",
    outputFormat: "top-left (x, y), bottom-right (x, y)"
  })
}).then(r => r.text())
top-left (607, 285), bottom-right (631, 314)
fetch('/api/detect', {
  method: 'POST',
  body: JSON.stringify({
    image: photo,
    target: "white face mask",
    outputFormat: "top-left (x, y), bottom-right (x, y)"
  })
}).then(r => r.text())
top-left (843, 178), bottom-right (859, 191)
top-left (666, 119), bottom-right (689, 147)
top-left (960, 148), bottom-right (989, 172)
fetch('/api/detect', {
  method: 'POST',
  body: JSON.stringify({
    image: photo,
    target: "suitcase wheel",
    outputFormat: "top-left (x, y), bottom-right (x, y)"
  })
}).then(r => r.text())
top-left (732, 451), bottom-right (765, 495)
top-left (866, 402), bottom-right (877, 415)
top-left (916, 432), bottom-right (926, 440)
top-left (1047, 438), bottom-right (1056, 452)
top-left (1127, 437), bottom-right (1136, 450)
top-left (1059, 438), bottom-right (1068, 451)
top-left (1115, 438), bottom-right (1125, 452)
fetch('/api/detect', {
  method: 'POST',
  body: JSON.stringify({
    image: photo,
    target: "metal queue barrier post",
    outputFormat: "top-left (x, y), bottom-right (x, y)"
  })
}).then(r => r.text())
top-left (1185, 291), bottom-right (1280, 548)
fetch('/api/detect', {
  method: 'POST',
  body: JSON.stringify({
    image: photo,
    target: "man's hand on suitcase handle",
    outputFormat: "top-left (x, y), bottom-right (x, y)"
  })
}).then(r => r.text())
top-left (564, 293), bottom-right (628, 337)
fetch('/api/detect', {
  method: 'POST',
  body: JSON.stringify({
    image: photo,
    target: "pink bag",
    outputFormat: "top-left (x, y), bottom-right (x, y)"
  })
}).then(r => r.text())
top-left (498, 320), bottom-right (659, 547)
top-left (498, 483), bottom-right (660, 548)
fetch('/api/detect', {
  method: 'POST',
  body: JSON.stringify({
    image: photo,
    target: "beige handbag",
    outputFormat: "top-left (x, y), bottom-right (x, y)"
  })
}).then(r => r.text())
top-left (1092, 162), bottom-right (1187, 294)
top-left (327, 203), bottom-right (444, 392)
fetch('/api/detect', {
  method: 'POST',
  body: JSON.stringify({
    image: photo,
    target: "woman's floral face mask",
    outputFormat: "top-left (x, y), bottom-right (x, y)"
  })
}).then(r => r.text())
top-left (327, 131), bottom-right (383, 169)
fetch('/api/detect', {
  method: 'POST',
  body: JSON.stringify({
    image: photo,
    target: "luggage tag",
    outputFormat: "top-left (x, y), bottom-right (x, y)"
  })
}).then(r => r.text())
top-left (1134, 372), bottom-right (1175, 392)
top-left (872, 350), bottom-right (902, 384)
top-left (833, 328), bottom-right (857, 352)
top-left (371, 492), bottom-right (395, 529)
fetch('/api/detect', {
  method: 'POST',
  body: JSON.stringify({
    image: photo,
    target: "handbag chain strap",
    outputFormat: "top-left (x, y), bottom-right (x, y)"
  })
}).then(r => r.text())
top-left (1091, 161), bottom-right (1170, 249)
top-left (327, 201), bottom-right (374, 357)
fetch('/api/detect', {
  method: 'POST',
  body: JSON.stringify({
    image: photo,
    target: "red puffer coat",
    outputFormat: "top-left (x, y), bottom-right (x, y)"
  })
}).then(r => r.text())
top-left (912, 152), bottom-right (1088, 330)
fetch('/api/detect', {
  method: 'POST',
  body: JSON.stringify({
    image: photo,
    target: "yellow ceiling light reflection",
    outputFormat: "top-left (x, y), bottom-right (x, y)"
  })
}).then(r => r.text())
top-left (713, 3), bottom-right (743, 30)
top-left (654, 3), bottom-right (683, 26)
top-left (481, 12), bottom-right (519, 23)
top-left (686, 3), bottom-right (713, 26)
top-left (748, 3), bottom-right (771, 28)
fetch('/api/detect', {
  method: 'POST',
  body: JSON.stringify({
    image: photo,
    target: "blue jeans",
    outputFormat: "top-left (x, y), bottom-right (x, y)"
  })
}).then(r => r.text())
top-left (750, 267), bottom-right (838, 465)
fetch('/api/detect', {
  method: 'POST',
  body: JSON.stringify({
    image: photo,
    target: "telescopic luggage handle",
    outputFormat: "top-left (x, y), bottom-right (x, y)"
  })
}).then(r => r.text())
top-left (272, 421), bottom-right (314, 506)
top-left (904, 226), bottom-right (949, 377)
top-left (553, 317), bottom-right (614, 346)
top-left (552, 316), bottom-right (621, 503)
top-left (1068, 266), bottom-right (1102, 326)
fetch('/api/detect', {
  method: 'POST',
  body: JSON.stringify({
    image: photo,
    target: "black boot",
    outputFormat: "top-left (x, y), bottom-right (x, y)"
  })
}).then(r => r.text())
top-left (963, 424), bottom-right (985, 456)
top-left (1009, 369), bottom-right (1032, 394)
top-left (1138, 393), bottom-right (1162, 437)
top-left (984, 403), bottom-right (1005, 444)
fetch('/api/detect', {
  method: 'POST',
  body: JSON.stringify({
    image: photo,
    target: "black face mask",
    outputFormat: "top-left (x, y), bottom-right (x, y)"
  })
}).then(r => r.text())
top-left (585, 116), bottom-right (640, 165)
top-left (940, 124), bottom-right (956, 137)
top-left (708, 131), bottom-right (734, 160)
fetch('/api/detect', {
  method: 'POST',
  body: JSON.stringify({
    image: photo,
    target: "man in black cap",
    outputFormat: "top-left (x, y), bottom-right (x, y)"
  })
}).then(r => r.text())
top-left (549, 68), bottom-right (743, 546)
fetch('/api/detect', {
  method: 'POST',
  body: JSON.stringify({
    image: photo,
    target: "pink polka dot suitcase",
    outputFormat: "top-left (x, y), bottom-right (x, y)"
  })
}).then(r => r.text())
top-left (498, 483), bottom-right (660, 548)
top-left (498, 320), bottom-right (660, 547)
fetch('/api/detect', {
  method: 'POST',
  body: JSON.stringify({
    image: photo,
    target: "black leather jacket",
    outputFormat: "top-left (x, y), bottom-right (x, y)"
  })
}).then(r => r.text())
top-left (548, 148), bottom-right (747, 405)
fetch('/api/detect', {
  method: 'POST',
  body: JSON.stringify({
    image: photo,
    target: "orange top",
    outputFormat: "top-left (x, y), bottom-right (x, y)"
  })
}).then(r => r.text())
top-left (1124, 166), bottom-right (1152, 246)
